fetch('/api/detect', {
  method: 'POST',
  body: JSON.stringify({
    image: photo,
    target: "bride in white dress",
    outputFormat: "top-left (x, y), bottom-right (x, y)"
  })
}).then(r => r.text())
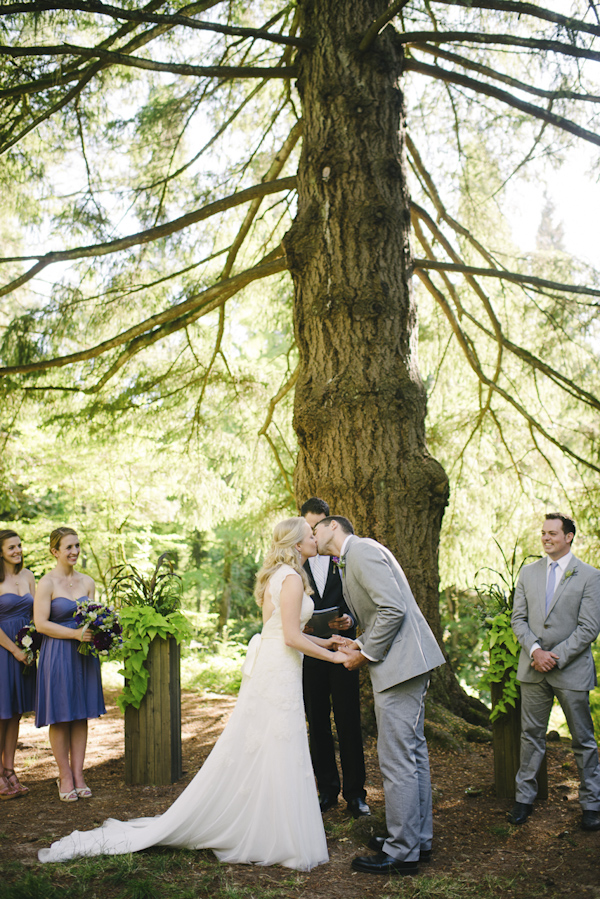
top-left (38, 518), bottom-right (348, 870)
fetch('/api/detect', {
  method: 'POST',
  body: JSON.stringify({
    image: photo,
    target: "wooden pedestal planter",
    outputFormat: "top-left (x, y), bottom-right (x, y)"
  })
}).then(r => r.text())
top-left (125, 636), bottom-right (182, 785)
top-left (491, 681), bottom-right (547, 800)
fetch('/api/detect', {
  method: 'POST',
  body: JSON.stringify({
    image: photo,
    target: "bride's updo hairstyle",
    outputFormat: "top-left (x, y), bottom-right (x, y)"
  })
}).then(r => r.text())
top-left (254, 517), bottom-right (313, 607)
top-left (50, 526), bottom-right (78, 558)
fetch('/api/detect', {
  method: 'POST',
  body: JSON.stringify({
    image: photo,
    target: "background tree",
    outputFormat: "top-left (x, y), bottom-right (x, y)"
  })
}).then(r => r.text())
top-left (1, 0), bottom-right (599, 717)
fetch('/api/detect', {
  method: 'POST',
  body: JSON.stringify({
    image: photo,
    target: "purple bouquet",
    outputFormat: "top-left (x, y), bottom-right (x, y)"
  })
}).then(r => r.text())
top-left (15, 622), bottom-right (43, 670)
top-left (73, 599), bottom-right (123, 660)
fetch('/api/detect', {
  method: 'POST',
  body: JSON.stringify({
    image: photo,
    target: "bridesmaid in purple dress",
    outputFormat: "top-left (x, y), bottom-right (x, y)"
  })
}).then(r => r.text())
top-left (34, 527), bottom-right (105, 802)
top-left (0, 529), bottom-right (36, 800)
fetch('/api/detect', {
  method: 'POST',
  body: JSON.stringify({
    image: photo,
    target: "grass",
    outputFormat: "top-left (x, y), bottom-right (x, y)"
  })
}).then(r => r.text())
top-left (100, 649), bottom-right (246, 698)
top-left (382, 873), bottom-right (545, 899)
top-left (0, 861), bottom-right (550, 899)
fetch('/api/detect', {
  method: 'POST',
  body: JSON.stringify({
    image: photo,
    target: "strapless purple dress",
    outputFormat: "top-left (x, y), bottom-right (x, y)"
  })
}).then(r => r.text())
top-left (0, 592), bottom-right (35, 719)
top-left (35, 597), bottom-right (106, 727)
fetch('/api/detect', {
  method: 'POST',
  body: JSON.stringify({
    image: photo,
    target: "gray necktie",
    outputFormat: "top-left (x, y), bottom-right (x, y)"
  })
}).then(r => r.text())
top-left (545, 561), bottom-right (558, 614)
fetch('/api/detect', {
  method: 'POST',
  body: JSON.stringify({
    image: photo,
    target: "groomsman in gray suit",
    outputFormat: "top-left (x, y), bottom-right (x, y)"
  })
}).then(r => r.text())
top-left (314, 515), bottom-right (445, 876)
top-left (509, 513), bottom-right (600, 831)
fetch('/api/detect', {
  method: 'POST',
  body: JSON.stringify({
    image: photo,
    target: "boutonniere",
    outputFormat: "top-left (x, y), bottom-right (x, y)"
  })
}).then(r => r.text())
top-left (563, 569), bottom-right (577, 581)
top-left (333, 556), bottom-right (346, 571)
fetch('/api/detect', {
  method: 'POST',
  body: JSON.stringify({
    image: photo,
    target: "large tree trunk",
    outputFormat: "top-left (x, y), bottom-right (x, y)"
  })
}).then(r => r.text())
top-left (285, 0), bottom-right (483, 721)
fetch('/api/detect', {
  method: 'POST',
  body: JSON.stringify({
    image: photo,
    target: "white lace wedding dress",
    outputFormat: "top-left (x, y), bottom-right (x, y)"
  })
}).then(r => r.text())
top-left (38, 565), bottom-right (328, 870)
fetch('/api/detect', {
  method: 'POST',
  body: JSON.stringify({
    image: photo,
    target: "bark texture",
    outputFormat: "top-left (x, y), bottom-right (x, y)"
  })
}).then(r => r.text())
top-left (285, 0), bottom-right (481, 718)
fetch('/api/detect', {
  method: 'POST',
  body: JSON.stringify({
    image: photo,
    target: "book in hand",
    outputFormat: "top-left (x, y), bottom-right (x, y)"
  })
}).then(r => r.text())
top-left (306, 605), bottom-right (342, 638)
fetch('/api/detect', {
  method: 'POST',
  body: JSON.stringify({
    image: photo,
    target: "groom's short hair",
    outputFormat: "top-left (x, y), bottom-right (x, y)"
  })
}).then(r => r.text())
top-left (318, 515), bottom-right (354, 535)
top-left (545, 512), bottom-right (576, 539)
top-left (300, 496), bottom-right (330, 517)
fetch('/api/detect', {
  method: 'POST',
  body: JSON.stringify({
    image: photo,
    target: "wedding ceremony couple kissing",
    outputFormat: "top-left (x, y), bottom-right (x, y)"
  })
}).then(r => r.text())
top-left (34, 506), bottom-right (600, 876)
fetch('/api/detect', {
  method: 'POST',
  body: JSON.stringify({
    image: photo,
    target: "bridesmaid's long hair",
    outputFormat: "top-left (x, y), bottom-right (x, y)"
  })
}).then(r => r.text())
top-left (254, 517), bottom-right (313, 607)
top-left (0, 530), bottom-right (23, 582)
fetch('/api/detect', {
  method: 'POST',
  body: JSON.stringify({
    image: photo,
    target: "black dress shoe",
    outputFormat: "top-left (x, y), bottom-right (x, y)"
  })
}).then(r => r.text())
top-left (319, 794), bottom-right (338, 813)
top-left (351, 851), bottom-right (419, 876)
top-left (507, 801), bottom-right (533, 825)
top-left (368, 836), bottom-right (431, 861)
top-left (347, 797), bottom-right (370, 818)
top-left (581, 810), bottom-right (600, 831)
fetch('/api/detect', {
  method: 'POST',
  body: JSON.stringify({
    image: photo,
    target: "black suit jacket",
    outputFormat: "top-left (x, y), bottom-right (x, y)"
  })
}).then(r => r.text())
top-left (303, 558), bottom-right (356, 668)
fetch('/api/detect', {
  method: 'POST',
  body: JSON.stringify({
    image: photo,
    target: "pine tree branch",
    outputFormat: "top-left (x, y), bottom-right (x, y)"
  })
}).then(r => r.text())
top-left (359, 0), bottom-right (411, 51)
top-left (0, 252), bottom-right (288, 379)
top-left (431, 0), bottom-right (600, 40)
top-left (399, 31), bottom-right (600, 64)
top-left (415, 269), bottom-right (600, 474)
top-left (258, 365), bottom-right (300, 437)
top-left (0, 1), bottom-right (308, 48)
top-left (0, 44), bottom-right (298, 79)
top-left (414, 259), bottom-right (600, 301)
top-left (408, 42), bottom-right (600, 104)
top-left (405, 59), bottom-right (600, 148)
top-left (0, 176), bottom-right (297, 297)
top-left (406, 134), bottom-right (499, 268)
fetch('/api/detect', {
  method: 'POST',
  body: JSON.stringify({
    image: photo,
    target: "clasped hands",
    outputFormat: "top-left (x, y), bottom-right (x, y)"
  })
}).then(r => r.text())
top-left (531, 647), bottom-right (559, 672)
top-left (328, 634), bottom-right (368, 670)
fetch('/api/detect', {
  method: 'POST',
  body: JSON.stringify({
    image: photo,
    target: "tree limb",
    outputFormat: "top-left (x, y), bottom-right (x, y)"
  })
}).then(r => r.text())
top-left (0, 253), bottom-right (288, 378)
top-left (414, 259), bottom-right (600, 301)
top-left (408, 42), bottom-right (600, 104)
top-left (431, 0), bottom-right (600, 40)
top-left (359, 0), bottom-right (411, 51)
top-left (0, 176), bottom-right (297, 296)
top-left (399, 31), bottom-right (600, 64)
top-left (415, 269), bottom-right (600, 474)
top-left (0, 44), bottom-right (298, 79)
top-left (0, 2), bottom-right (308, 48)
top-left (405, 59), bottom-right (600, 148)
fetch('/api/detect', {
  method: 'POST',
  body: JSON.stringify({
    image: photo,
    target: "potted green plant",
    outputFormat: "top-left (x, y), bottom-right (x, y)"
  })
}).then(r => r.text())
top-left (110, 553), bottom-right (191, 785)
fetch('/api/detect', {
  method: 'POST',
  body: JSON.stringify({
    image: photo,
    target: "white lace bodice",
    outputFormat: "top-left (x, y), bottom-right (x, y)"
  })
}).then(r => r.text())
top-left (261, 564), bottom-right (314, 638)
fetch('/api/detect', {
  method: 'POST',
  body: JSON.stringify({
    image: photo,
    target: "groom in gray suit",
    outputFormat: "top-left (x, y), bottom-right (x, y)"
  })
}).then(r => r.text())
top-left (509, 513), bottom-right (600, 831)
top-left (314, 515), bottom-right (445, 876)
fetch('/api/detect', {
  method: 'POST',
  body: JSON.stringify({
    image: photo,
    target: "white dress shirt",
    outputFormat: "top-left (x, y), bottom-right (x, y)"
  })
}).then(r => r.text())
top-left (530, 551), bottom-right (573, 656)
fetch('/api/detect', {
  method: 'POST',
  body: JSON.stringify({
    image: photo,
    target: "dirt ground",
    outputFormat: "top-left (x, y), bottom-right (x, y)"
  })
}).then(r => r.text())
top-left (1, 689), bottom-right (599, 897)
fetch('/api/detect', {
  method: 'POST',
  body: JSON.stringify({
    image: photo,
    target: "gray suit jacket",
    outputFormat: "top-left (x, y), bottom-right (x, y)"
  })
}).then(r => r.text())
top-left (512, 554), bottom-right (600, 690)
top-left (340, 536), bottom-right (445, 693)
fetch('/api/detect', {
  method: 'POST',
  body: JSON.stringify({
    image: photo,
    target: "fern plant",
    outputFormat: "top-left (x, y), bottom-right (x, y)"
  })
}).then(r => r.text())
top-left (477, 542), bottom-right (540, 722)
top-left (109, 553), bottom-right (191, 712)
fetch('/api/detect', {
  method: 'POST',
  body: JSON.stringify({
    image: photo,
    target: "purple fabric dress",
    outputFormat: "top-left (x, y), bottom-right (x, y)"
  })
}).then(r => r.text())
top-left (0, 592), bottom-right (35, 719)
top-left (35, 597), bottom-right (106, 727)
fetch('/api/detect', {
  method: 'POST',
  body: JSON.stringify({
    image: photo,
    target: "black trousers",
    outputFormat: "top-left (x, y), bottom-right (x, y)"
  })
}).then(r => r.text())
top-left (302, 658), bottom-right (366, 801)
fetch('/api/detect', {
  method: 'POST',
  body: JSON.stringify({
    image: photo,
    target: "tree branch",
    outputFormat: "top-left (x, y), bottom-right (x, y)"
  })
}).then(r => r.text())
top-left (0, 176), bottom-right (297, 297)
top-left (405, 59), bottom-right (600, 148)
top-left (0, 2), bottom-right (308, 48)
top-left (0, 44), bottom-right (298, 79)
top-left (415, 269), bottom-right (600, 474)
top-left (0, 252), bottom-right (288, 379)
top-left (408, 42), bottom-right (600, 104)
top-left (359, 0), bottom-right (410, 51)
top-left (431, 0), bottom-right (600, 40)
top-left (399, 31), bottom-right (600, 64)
top-left (414, 259), bottom-right (600, 301)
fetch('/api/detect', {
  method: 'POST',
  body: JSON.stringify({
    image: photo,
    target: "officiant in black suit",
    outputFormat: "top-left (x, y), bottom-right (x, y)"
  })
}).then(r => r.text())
top-left (301, 497), bottom-right (369, 817)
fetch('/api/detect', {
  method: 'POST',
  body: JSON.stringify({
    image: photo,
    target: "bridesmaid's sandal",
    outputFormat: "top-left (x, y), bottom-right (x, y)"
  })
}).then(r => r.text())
top-left (56, 778), bottom-right (78, 802)
top-left (4, 769), bottom-right (29, 795)
top-left (75, 786), bottom-right (92, 798)
top-left (0, 774), bottom-right (20, 800)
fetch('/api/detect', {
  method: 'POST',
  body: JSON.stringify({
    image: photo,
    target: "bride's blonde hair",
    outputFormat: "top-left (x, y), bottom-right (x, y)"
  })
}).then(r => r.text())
top-left (254, 517), bottom-right (313, 607)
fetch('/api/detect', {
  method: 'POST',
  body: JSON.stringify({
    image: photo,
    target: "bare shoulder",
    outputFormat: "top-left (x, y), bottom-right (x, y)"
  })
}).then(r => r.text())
top-left (21, 568), bottom-right (36, 590)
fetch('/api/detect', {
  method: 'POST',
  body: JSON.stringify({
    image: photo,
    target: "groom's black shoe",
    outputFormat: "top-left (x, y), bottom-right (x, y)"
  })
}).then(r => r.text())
top-left (319, 794), bottom-right (338, 813)
top-left (581, 810), bottom-right (600, 831)
top-left (347, 798), bottom-right (370, 818)
top-left (507, 802), bottom-right (533, 825)
top-left (368, 836), bottom-right (431, 862)
top-left (351, 851), bottom-right (419, 876)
